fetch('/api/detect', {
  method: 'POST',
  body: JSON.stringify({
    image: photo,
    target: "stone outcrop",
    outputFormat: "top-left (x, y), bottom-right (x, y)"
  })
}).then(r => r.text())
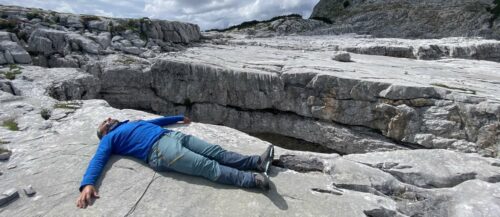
top-left (1, 66), bottom-right (499, 216)
top-left (0, 4), bottom-right (201, 68)
top-left (1, 4), bottom-right (499, 216)
top-left (86, 37), bottom-right (500, 157)
top-left (310, 0), bottom-right (500, 39)
top-left (0, 32), bottom-right (31, 64)
top-left (217, 15), bottom-right (331, 38)
top-left (226, 34), bottom-right (500, 62)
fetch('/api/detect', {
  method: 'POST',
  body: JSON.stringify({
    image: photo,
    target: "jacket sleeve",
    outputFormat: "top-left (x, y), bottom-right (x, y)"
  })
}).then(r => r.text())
top-left (146, 115), bottom-right (184, 127)
top-left (79, 137), bottom-right (113, 191)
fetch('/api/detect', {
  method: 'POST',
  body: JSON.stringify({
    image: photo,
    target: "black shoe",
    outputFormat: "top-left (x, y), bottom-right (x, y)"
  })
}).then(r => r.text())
top-left (257, 145), bottom-right (274, 174)
top-left (254, 173), bottom-right (270, 191)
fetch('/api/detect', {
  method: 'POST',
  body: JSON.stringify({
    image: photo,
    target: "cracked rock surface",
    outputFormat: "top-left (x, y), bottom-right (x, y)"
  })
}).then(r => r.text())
top-left (310, 0), bottom-right (500, 39)
top-left (0, 4), bottom-right (500, 217)
top-left (0, 66), bottom-right (499, 216)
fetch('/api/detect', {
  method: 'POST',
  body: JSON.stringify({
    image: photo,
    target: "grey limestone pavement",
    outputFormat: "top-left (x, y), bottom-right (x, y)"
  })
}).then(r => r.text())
top-left (0, 3), bottom-right (500, 217)
top-left (0, 63), bottom-right (497, 217)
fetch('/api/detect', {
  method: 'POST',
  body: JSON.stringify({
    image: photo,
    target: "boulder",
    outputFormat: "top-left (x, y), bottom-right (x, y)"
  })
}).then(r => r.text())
top-left (28, 29), bottom-right (69, 56)
top-left (66, 33), bottom-right (101, 54)
top-left (332, 51), bottom-right (351, 62)
top-left (0, 32), bottom-right (31, 64)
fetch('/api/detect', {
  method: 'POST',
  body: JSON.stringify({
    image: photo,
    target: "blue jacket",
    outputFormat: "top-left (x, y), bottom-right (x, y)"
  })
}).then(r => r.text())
top-left (79, 115), bottom-right (184, 191)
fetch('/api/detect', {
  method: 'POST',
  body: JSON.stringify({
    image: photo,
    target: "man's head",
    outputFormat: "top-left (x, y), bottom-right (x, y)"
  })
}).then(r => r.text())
top-left (97, 117), bottom-right (119, 140)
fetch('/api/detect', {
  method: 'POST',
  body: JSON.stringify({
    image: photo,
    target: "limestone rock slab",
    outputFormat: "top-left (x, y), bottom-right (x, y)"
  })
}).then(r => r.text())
top-left (344, 149), bottom-right (500, 188)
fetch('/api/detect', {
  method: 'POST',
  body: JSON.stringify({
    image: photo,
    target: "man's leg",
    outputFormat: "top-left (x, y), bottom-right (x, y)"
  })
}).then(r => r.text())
top-left (173, 132), bottom-right (260, 171)
top-left (148, 133), bottom-right (256, 188)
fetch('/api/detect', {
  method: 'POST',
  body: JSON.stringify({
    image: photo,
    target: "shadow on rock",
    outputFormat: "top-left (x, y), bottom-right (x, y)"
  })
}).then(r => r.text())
top-left (97, 156), bottom-right (288, 210)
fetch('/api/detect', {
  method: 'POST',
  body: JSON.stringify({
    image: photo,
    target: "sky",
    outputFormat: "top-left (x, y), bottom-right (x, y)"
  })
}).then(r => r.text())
top-left (0, 0), bottom-right (320, 30)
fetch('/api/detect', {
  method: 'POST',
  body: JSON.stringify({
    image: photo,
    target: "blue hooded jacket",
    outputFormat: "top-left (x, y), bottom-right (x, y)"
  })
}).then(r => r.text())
top-left (79, 115), bottom-right (184, 191)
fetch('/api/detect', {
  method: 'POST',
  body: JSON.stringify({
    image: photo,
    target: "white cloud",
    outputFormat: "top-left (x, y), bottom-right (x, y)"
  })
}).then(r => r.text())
top-left (93, 9), bottom-right (114, 17)
top-left (144, 0), bottom-right (320, 30)
top-left (55, 2), bottom-right (75, 14)
top-left (1, 0), bottom-right (320, 30)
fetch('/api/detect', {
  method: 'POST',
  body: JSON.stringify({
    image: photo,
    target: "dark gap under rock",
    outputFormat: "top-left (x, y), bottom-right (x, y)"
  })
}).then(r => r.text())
top-left (363, 207), bottom-right (401, 217)
top-left (273, 154), bottom-right (326, 172)
top-left (311, 188), bottom-right (343, 195)
top-left (249, 132), bottom-right (340, 154)
top-left (333, 183), bottom-right (385, 196)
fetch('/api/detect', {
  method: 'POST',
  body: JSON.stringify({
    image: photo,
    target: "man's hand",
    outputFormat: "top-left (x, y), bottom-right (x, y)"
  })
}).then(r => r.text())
top-left (76, 185), bottom-right (100, 209)
top-left (183, 117), bottom-right (191, 124)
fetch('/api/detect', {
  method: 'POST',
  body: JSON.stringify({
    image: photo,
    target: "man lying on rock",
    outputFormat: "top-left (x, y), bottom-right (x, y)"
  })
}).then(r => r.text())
top-left (76, 115), bottom-right (274, 209)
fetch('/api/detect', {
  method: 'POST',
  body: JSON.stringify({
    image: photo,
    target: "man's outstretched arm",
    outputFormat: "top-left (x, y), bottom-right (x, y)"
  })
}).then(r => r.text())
top-left (77, 138), bottom-right (112, 208)
top-left (146, 115), bottom-right (189, 126)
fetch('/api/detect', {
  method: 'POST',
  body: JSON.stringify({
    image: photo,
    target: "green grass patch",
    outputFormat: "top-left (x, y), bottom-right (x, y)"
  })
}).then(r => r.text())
top-left (1, 64), bottom-right (22, 80)
top-left (109, 18), bottom-right (150, 39)
top-left (80, 15), bottom-right (101, 23)
top-left (431, 83), bottom-right (476, 95)
top-left (26, 10), bottom-right (43, 20)
top-left (115, 56), bottom-right (137, 65)
top-left (0, 18), bottom-right (18, 31)
top-left (2, 119), bottom-right (19, 131)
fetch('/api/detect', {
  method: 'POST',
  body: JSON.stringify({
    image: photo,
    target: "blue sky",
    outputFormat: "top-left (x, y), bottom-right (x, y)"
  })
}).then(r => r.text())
top-left (0, 0), bottom-right (320, 30)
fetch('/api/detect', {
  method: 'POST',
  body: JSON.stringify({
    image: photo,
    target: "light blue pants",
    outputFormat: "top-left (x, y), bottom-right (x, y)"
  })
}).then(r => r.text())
top-left (148, 131), bottom-right (259, 188)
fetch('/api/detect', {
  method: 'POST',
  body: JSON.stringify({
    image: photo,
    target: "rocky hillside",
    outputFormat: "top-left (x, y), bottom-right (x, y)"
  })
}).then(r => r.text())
top-left (311, 0), bottom-right (500, 39)
top-left (208, 14), bottom-right (331, 38)
top-left (0, 4), bottom-right (200, 67)
top-left (1, 4), bottom-right (500, 217)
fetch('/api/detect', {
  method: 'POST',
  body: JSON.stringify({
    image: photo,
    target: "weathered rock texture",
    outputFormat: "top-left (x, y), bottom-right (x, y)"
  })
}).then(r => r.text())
top-left (0, 4), bottom-right (201, 68)
top-left (219, 16), bottom-right (331, 38)
top-left (226, 34), bottom-right (500, 62)
top-left (0, 32), bottom-right (30, 64)
top-left (85, 36), bottom-right (500, 157)
top-left (311, 0), bottom-right (500, 39)
top-left (1, 4), bottom-right (500, 216)
top-left (1, 66), bottom-right (499, 217)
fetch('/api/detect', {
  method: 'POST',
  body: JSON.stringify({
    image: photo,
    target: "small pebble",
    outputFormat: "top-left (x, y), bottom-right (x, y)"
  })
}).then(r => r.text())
top-left (24, 185), bottom-right (36, 196)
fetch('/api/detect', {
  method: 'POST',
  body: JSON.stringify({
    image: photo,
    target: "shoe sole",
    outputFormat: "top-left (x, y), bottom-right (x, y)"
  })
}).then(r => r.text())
top-left (264, 146), bottom-right (274, 175)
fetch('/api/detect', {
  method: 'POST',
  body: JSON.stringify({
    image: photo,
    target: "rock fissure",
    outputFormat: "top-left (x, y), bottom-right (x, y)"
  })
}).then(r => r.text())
top-left (351, 160), bottom-right (476, 189)
top-left (123, 172), bottom-right (157, 217)
top-left (116, 92), bottom-right (422, 154)
top-left (1, 4), bottom-right (500, 217)
top-left (311, 188), bottom-right (343, 195)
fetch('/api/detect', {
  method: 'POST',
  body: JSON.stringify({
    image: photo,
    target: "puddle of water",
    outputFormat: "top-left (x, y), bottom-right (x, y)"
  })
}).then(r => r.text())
top-left (249, 132), bottom-right (338, 154)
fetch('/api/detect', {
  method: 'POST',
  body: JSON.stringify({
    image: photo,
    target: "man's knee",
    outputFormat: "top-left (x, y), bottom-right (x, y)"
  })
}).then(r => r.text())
top-left (193, 159), bottom-right (220, 181)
